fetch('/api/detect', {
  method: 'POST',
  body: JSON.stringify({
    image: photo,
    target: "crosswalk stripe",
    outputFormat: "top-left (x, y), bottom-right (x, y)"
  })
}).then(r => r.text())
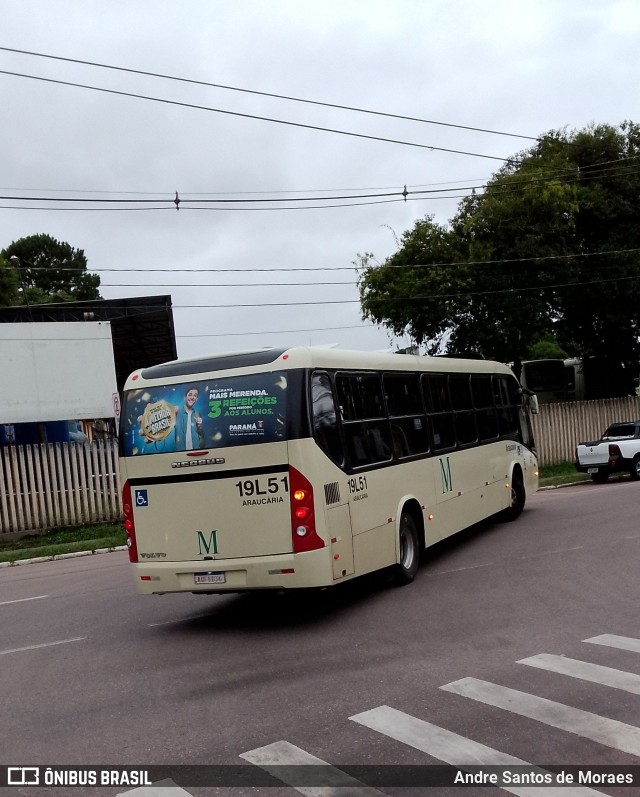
top-left (585, 634), bottom-right (640, 653)
top-left (518, 653), bottom-right (640, 694)
top-left (240, 740), bottom-right (385, 796)
top-left (441, 677), bottom-right (640, 757)
top-left (350, 705), bottom-right (605, 797)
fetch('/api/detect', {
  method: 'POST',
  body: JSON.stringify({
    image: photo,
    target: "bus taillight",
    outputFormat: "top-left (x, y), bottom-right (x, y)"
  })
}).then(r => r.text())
top-left (289, 467), bottom-right (324, 553)
top-left (122, 480), bottom-right (139, 563)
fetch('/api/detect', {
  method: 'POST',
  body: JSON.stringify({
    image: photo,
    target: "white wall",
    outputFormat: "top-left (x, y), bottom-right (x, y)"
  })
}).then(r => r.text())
top-left (0, 322), bottom-right (118, 423)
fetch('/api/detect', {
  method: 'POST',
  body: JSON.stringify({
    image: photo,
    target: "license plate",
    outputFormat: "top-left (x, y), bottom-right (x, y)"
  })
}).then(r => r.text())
top-left (587, 467), bottom-right (599, 474)
top-left (194, 571), bottom-right (226, 584)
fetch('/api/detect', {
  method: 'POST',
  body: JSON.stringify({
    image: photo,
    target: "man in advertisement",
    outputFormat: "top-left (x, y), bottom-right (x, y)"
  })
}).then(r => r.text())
top-left (173, 386), bottom-right (204, 451)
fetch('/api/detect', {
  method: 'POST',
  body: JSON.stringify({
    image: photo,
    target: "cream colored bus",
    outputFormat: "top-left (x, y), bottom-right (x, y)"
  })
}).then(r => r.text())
top-left (119, 347), bottom-right (538, 595)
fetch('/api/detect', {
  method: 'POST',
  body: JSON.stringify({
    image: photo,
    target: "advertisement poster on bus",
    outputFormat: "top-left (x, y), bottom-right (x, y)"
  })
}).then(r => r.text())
top-left (121, 373), bottom-right (287, 456)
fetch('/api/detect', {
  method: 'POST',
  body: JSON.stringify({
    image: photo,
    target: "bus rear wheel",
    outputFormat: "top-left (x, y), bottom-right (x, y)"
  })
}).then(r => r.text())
top-left (394, 511), bottom-right (420, 585)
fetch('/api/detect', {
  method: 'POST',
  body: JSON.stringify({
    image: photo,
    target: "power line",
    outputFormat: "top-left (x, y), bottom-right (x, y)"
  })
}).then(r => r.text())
top-left (0, 157), bottom-right (635, 213)
top-left (172, 272), bottom-right (640, 306)
top-left (6, 322), bottom-right (389, 342)
top-left (0, 69), bottom-right (511, 162)
top-left (57, 272), bottom-right (640, 309)
top-left (0, 45), bottom-right (539, 143)
top-left (8, 267), bottom-right (640, 325)
top-left (13, 245), bottom-right (640, 274)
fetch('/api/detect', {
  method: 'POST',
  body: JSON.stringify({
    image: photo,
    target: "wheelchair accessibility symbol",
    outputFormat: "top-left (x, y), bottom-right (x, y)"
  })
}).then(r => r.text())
top-left (135, 489), bottom-right (149, 507)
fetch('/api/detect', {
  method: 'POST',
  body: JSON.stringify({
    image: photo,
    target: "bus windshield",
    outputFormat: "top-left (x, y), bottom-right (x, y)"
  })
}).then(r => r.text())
top-left (120, 371), bottom-right (288, 456)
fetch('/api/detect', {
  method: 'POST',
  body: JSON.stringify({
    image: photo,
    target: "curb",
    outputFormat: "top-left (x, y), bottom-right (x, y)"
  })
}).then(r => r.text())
top-left (538, 480), bottom-right (589, 491)
top-left (0, 545), bottom-right (128, 568)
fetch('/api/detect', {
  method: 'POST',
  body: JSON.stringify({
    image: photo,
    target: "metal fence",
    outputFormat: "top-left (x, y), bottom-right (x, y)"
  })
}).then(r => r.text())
top-left (0, 441), bottom-right (121, 536)
top-left (532, 396), bottom-right (640, 466)
top-left (2, 398), bottom-right (639, 535)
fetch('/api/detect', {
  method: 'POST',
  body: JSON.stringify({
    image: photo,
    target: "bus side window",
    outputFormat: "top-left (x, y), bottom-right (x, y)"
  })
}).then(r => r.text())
top-left (311, 372), bottom-right (343, 466)
top-left (471, 375), bottom-right (498, 442)
top-left (422, 374), bottom-right (455, 451)
top-left (383, 373), bottom-right (429, 458)
top-left (449, 374), bottom-right (478, 446)
top-left (493, 375), bottom-right (519, 438)
top-left (336, 373), bottom-right (392, 468)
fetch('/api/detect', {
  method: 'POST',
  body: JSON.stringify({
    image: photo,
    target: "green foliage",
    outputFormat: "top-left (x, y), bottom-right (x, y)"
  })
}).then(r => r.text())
top-left (0, 233), bottom-right (101, 306)
top-left (527, 335), bottom-right (569, 360)
top-left (0, 255), bottom-right (19, 305)
top-left (359, 122), bottom-right (640, 378)
top-left (0, 522), bottom-right (124, 563)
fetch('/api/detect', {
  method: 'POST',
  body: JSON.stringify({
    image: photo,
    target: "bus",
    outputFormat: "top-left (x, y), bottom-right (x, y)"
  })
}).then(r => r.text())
top-left (118, 347), bottom-right (538, 595)
top-left (519, 356), bottom-right (637, 403)
top-left (519, 358), bottom-right (584, 404)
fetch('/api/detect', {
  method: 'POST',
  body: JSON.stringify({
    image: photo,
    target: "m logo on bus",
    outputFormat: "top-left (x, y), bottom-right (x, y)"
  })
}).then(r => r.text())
top-left (197, 530), bottom-right (219, 556)
top-left (439, 457), bottom-right (453, 493)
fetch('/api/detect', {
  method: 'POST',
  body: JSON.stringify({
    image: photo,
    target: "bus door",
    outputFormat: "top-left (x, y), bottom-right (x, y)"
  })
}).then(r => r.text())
top-left (309, 372), bottom-right (355, 580)
top-left (326, 501), bottom-right (355, 580)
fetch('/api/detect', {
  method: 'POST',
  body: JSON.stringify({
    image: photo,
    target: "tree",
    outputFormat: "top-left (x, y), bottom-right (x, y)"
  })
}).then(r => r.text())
top-left (356, 215), bottom-right (467, 354)
top-left (526, 335), bottom-right (569, 360)
top-left (0, 255), bottom-right (19, 306)
top-left (0, 234), bottom-right (101, 306)
top-left (359, 122), bottom-right (640, 382)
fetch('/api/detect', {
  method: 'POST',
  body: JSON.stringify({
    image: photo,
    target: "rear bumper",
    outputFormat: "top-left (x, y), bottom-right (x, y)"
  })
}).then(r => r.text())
top-left (575, 456), bottom-right (627, 474)
top-left (131, 549), bottom-right (334, 594)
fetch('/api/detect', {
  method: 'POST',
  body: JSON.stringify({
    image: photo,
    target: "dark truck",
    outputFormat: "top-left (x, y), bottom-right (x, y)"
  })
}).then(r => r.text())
top-left (575, 421), bottom-right (640, 483)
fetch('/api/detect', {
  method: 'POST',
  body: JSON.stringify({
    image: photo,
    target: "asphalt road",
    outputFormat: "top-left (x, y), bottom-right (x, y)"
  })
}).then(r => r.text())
top-left (1, 480), bottom-right (639, 796)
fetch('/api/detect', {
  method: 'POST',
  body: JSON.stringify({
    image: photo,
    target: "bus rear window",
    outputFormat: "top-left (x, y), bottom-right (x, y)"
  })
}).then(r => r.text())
top-left (120, 372), bottom-right (288, 456)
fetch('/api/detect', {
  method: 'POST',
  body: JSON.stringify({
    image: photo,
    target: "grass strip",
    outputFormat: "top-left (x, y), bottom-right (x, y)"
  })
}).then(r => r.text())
top-left (0, 523), bottom-right (124, 563)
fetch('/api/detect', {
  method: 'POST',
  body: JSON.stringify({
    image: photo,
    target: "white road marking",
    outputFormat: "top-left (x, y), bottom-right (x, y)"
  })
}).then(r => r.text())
top-left (117, 780), bottom-right (191, 796)
top-left (0, 595), bottom-right (48, 606)
top-left (240, 740), bottom-right (385, 796)
top-left (147, 613), bottom-right (212, 627)
top-left (429, 545), bottom-right (584, 576)
top-left (519, 653), bottom-right (640, 694)
top-left (0, 637), bottom-right (86, 656)
top-left (585, 634), bottom-right (640, 654)
top-left (429, 562), bottom-right (494, 576)
top-left (516, 546), bottom-right (583, 560)
top-left (441, 677), bottom-right (640, 756)
top-left (350, 705), bottom-right (604, 797)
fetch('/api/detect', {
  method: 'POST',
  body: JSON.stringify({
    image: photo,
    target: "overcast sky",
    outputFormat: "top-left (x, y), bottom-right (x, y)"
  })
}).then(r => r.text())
top-left (1, 0), bottom-right (637, 359)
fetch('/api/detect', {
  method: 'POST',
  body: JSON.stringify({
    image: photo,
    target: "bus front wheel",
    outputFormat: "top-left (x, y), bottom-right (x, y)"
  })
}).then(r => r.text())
top-left (394, 511), bottom-right (420, 585)
top-left (502, 471), bottom-right (526, 521)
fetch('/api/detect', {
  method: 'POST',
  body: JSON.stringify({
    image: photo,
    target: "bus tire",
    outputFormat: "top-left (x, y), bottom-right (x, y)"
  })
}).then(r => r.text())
top-left (394, 511), bottom-right (420, 585)
top-left (630, 456), bottom-right (640, 481)
top-left (502, 470), bottom-right (525, 521)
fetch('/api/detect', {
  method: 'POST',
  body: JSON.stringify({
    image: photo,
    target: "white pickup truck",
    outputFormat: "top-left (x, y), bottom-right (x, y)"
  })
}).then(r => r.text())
top-left (575, 420), bottom-right (640, 482)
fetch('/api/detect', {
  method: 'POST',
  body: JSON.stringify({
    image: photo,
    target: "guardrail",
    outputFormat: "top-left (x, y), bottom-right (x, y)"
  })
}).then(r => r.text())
top-left (0, 441), bottom-right (121, 536)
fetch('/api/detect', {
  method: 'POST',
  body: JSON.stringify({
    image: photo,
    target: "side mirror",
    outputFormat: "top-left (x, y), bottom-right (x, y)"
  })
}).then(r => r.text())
top-left (527, 394), bottom-right (539, 415)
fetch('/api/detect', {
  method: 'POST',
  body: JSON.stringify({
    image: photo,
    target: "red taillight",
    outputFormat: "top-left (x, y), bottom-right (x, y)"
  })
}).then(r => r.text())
top-left (121, 481), bottom-right (139, 563)
top-left (289, 466), bottom-right (324, 553)
top-left (608, 443), bottom-right (622, 466)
